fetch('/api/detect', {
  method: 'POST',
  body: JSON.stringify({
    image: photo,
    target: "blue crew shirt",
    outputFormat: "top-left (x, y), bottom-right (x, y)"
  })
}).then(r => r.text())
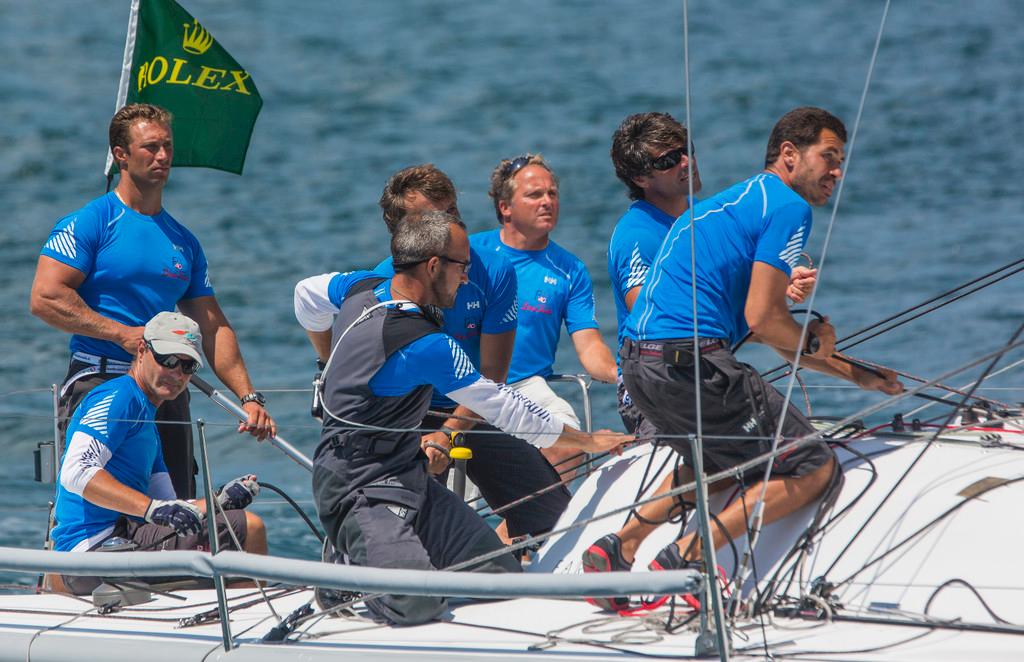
top-left (40, 192), bottom-right (214, 361)
top-left (628, 172), bottom-right (811, 345)
top-left (607, 200), bottom-right (678, 360)
top-left (375, 246), bottom-right (518, 407)
top-left (53, 376), bottom-right (168, 552)
top-left (471, 229), bottom-right (599, 384)
top-left (325, 271), bottom-right (484, 397)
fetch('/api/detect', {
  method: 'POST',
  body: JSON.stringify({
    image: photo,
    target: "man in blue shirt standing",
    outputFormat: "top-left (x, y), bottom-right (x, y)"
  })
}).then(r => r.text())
top-left (371, 164), bottom-right (570, 542)
top-left (476, 154), bottom-right (618, 476)
top-left (294, 211), bottom-right (628, 625)
top-left (607, 112), bottom-right (818, 441)
top-left (583, 107), bottom-right (902, 611)
top-left (31, 104), bottom-right (275, 500)
top-left (53, 312), bottom-right (266, 595)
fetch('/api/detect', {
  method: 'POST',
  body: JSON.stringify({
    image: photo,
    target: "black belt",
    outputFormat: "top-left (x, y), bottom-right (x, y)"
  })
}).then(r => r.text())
top-left (637, 338), bottom-right (724, 353)
top-left (625, 337), bottom-right (726, 365)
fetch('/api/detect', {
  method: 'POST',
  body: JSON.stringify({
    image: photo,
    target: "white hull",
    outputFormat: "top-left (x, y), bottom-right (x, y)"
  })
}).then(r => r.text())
top-left (2, 421), bottom-right (1023, 661)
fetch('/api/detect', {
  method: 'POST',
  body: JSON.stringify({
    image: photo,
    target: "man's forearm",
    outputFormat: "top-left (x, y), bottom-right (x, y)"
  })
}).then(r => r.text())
top-left (579, 347), bottom-right (617, 383)
top-left (772, 346), bottom-right (861, 383)
top-left (31, 287), bottom-right (138, 352)
top-left (204, 325), bottom-right (255, 398)
top-left (82, 470), bottom-right (152, 517)
top-left (306, 329), bottom-right (333, 362)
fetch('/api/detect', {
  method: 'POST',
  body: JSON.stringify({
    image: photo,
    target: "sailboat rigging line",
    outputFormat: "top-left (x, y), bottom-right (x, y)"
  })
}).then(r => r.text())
top-left (260, 482), bottom-right (324, 543)
top-left (903, 357), bottom-right (1024, 418)
top-left (283, 338), bottom-right (1023, 631)
top-left (760, 257), bottom-right (1024, 385)
top-left (924, 578), bottom-right (1016, 625)
top-left (841, 260), bottom-right (1024, 348)
top-left (751, 442), bottom-right (880, 615)
top-left (821, 321), bottom-right (1024, 583)
top-left (736, 485), bottom-right (773, 660)
top-left (754, 0), bottom-right (893, 569)
top-left (833, 478), bottom-right (1024, 592)
top-left (838, 267), bottom-right (1024, 354)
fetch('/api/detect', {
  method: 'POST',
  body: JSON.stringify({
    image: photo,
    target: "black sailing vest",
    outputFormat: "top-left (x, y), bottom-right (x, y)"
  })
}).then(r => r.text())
top-left (314, 278), bottom-right (442, 484)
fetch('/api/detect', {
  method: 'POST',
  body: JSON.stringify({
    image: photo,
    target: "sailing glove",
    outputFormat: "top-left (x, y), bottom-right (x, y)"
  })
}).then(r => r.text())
top-left (145, 499), bottom-right (204, 536)
top-left (217, 474), bottom-right (260, 510)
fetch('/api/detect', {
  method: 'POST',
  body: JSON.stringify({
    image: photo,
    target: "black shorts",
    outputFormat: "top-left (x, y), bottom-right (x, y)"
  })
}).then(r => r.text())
top-left (616, 378), bottom-right (659, 445)
top-left (61, 509), bottom-right (248, 596)
top-left (422, 411), bottom-right (571, 538)
top-left (620, 338), bottom-right (835, 481)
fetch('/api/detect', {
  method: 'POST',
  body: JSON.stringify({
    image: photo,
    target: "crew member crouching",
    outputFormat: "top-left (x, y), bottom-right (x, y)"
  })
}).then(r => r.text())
top-left (295, 211), bottom-right (629, 625)
top-left (52, 312), bottom-right (267, 595)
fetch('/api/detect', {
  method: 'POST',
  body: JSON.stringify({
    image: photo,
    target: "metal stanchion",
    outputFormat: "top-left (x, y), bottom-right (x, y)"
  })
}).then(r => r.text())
top-left (196, 419), bottom-right (234, 652)
top-left (688, 433), bottom-right (732, 660)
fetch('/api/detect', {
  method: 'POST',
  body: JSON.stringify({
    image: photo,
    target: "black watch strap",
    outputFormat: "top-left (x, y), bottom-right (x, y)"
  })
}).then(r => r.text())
top-left (440, 426), bottom-right (465, 446)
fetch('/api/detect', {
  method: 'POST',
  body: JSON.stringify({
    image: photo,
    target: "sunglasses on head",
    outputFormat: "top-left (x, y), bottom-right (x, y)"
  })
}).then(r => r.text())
top-left (145, 340), bottom-right (200, 374)
top-left (650, 145), bottom-right (696, 172)
top-left (500, 155), bottom-right (531, 179)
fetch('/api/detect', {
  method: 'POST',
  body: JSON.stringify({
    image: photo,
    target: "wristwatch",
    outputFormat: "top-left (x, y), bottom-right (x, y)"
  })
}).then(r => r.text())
top-left (441, 426), bottom-right (465, 447)
top-left (240, 391), bottom-right (266, 407)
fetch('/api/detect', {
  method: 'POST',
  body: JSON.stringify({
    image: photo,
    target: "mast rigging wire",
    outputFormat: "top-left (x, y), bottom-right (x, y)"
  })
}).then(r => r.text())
top-left (736, 0), bottom-right (892, 599)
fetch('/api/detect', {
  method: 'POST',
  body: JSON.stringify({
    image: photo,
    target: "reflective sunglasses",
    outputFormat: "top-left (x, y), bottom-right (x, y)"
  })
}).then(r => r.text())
top-left (145, 340), bottom-right (200, 374)
top-left (650, 146), bottom-right (695, 172)
top-left (500, 155), bottom-right (531, 179)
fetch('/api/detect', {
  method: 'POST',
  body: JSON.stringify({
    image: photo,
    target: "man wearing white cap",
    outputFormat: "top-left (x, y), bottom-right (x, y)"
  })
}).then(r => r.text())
top-left (52, 312), bottom-right (267, 595)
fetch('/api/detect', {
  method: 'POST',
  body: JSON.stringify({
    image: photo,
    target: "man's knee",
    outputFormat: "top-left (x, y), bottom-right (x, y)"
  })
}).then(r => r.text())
top-left (243, 512), bottom-right (267, 554)
top-left (367, 593), bottom-right (447, 626)
top-left (794, 455), bottom-right (838, 502)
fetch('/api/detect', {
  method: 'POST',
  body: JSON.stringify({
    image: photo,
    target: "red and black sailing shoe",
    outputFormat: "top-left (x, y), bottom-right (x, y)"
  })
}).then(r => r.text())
top-left (648, 543), bottom-right (703, 610)
top-left (581, 533), bottom-right (633, 612)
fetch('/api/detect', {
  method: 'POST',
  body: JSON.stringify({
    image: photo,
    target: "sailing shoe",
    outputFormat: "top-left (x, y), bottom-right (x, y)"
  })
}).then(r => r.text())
top-left (581, 534), bottom-right (633, 612)
top-left (648, 543), bottom-right (702, 610)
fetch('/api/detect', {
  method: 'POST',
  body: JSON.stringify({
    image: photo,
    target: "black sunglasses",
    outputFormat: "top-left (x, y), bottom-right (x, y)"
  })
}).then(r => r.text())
top-left (650, 145), bottom-right (696, 172)
top-left (145, 340), bottom-right (200, 374)
top-left (500, 155), bottom-right (531, 179)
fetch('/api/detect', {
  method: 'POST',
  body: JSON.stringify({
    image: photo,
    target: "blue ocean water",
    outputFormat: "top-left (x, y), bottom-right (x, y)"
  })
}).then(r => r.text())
top-left (1, 1), bottom-right (1021, 583)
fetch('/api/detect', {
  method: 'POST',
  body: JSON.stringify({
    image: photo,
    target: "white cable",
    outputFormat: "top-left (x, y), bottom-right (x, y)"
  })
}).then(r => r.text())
top-left (738, 0), bottom-right (893, 594)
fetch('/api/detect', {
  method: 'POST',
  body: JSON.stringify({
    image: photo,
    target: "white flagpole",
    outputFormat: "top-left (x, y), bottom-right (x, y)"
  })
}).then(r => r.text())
top-left (105, 0), bottom-right (141, 180)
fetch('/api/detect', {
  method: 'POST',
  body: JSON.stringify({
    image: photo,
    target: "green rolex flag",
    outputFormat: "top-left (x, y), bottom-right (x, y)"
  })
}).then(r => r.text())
top-left (105, 0), bottom-right (262, 176)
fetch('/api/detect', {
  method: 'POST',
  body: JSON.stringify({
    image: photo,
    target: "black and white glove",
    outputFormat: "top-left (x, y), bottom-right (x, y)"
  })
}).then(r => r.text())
top-left (144, 499), bottom-right (204, 536)
top-left (217, 474), bottom-right (260, 510)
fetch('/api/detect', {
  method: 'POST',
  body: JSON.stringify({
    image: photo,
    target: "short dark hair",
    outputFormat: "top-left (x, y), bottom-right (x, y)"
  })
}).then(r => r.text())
top-left (610, 112), bottom-right (691, 201)
top-left (487, 154), bottom-right (557, 223)
top-left (109, 104), bottom-right (172, 168)
top-left (764, 107), bottom-right (847, 168)
top-left (391, 210), bottom-right (466, 271)
top-left (378, 164), bottom-right (458, 234)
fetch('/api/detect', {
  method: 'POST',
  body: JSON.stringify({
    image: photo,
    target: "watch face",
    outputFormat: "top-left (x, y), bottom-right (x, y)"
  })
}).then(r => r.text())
top-left (243, 392), bottom-right (266, 406)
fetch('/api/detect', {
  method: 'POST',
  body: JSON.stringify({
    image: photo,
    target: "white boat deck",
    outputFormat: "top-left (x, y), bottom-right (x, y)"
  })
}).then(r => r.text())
top-left (2, 425), bottom-right (1023, 661)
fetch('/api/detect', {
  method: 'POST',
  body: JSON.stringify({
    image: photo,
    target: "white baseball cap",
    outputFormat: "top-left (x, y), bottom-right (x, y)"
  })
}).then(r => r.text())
top-left (143, 312), bottom-right (203, 366)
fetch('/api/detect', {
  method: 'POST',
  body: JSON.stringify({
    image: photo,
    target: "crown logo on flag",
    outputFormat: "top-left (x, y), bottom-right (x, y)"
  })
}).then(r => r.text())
top-left (182, 19), bottom-right (214, 55)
